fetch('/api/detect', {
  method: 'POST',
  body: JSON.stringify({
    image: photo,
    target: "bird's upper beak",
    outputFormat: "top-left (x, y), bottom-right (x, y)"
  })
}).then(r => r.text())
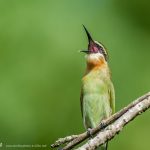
top-left (80, 25), bottom-right (95, 53)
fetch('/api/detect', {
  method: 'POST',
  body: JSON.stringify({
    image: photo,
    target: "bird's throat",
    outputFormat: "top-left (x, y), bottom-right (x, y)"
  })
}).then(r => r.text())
top-left (86, 57), bottom-right (106, 72)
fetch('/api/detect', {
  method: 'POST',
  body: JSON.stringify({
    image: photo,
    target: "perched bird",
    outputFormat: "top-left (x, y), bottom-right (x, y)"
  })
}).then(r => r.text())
top-left (80, 25), bottom-right (115, 150)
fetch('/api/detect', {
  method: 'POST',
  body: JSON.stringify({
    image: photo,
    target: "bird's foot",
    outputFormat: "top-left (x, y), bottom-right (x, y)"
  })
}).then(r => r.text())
top-left (99, 120), bottom-right (106, 129)
top-left (87, 128), bottom-right (93, 138)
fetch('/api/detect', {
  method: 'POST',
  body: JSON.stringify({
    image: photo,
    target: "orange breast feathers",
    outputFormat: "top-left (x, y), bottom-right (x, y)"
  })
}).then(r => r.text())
top-left (86, 53), bottom-right (107, 71)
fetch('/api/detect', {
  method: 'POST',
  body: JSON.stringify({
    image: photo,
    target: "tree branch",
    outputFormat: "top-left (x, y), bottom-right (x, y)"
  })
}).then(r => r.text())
top-left (51, 92), bottom-right (150, 150)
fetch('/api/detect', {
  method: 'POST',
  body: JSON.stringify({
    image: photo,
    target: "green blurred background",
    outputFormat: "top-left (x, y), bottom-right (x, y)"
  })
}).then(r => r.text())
top-left (0, 0), bottom-right (150, 149)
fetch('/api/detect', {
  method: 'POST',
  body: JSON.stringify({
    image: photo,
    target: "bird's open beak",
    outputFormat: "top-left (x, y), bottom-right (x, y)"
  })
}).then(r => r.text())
top-left (83, 25), bottom-right (93, 44)
top-left (80, 50), bottom-right (89, 53)
top-left (81, 25), bottom-right (94, 53)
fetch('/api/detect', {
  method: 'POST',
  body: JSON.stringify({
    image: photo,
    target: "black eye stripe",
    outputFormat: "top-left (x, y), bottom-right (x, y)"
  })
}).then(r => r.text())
top-left (95, 43), bottom-right (108, 61)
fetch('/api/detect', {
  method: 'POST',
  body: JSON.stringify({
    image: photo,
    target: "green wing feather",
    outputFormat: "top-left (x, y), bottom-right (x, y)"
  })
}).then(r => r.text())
top-left (109, 82), bottom-right (115, 114)
top-left (80, 87), bottom-right (83, 117)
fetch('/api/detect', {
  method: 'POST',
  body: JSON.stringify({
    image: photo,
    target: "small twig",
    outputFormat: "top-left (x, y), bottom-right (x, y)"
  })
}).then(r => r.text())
top-left (51, 92), bottom-right (150, 150)
top-left (51, 135), bottom-right (78, 148)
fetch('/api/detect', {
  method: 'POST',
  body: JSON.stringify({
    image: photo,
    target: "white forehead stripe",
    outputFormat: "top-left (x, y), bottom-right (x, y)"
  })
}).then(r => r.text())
top-left (94, 41), bottom-right (107, 56)
top-left (95, 41), bottom-right (103, 47)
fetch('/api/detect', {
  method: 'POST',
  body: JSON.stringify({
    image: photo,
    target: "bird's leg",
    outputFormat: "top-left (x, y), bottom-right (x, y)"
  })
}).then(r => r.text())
top-left (87, 128), bottom-right (93, 138)
top-left (57, 147), bottom-right (62, 150)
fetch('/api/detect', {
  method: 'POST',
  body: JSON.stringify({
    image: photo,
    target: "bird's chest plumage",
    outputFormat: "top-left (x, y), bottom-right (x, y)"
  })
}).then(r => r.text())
top-left (82, 68), bottom-right (109, 94)
top-left (82, 68), bottom-right (111, 128)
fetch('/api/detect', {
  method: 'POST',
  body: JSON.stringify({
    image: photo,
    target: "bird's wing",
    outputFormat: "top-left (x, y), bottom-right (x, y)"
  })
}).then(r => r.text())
top-left (109, 82), bottom-right (115, 114)
top-left (80, 87), bottom-right (83, 117)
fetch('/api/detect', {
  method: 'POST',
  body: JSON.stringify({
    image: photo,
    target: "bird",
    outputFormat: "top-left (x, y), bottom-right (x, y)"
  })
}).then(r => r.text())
top-left (80, 25), bottom-right (115, 150)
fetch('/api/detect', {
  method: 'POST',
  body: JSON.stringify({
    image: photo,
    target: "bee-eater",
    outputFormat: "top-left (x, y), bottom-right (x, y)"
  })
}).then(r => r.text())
top-left (80, 26), bottom-right (115, 150)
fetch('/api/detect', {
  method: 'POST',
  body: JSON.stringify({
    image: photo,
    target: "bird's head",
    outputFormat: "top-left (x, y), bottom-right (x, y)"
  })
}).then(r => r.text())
top-left (81, 25), bottom-right (108, 67)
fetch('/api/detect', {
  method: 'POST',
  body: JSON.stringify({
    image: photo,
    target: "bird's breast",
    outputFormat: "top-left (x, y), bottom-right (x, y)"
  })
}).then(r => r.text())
top-left (82, 67), bottom-right (110, 92)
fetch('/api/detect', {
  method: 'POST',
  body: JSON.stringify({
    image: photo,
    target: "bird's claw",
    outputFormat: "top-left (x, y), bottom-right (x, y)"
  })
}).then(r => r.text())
top-left (87, 128), bottom-right (93, 138)
top-left (99, 121), bottom-right (106, 129)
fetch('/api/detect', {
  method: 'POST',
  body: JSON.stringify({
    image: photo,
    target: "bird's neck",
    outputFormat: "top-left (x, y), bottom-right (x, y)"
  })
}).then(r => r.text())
top-left (86, 56), bottom-right (108, 73)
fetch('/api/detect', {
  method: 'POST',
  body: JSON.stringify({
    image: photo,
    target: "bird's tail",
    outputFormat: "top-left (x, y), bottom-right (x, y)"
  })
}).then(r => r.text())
top-left (100, 142), bottom-right (108, 150)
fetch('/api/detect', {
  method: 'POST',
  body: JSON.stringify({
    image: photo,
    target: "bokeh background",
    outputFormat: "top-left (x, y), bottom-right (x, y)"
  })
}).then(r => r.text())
top-left (0, 0), bottom-right (150, 149)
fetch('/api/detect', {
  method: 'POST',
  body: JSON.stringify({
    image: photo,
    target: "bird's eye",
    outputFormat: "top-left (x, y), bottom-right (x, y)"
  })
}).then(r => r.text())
top-left (96, 45), bottom-right (103, 53)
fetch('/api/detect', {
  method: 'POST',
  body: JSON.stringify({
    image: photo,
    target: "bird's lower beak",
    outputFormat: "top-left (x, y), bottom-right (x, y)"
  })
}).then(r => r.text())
top-left (80, 50), bottom-right (89, 53)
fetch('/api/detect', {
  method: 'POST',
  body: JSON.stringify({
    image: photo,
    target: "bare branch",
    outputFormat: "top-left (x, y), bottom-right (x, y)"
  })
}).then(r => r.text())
top-left (51, 92), bottom-right (150, 150)
top-left (51, 135), bottom-right (78, 148)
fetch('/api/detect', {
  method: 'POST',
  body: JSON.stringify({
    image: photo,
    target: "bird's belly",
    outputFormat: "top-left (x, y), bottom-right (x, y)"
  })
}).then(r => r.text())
top-left (82, 73), bottom-right (112, 129)
top-left (83, 93), bottom-right (111, 129)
